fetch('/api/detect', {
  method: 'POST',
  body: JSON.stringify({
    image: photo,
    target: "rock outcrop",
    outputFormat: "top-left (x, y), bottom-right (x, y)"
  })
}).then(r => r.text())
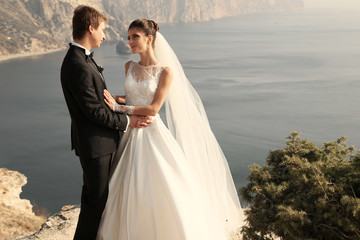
top-left (0, 168), bottom-right (45, 239)
top-left (0, 0), bottom-right (107, 56)
top-left (18, 205), bottom-right (80, 240)
top-left (0, 0), bottom-right (304, 59)
top-left (0, 168), bottom-right (80, 240)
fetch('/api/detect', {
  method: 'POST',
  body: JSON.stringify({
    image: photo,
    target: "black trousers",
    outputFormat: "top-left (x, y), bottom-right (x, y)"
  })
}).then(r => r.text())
top-left (73, 153), bottom-right (113, 240)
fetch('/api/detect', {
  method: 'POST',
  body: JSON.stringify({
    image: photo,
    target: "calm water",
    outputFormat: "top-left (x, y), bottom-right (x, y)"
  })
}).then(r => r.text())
top-left (1, 9), bottom-right (359, 213)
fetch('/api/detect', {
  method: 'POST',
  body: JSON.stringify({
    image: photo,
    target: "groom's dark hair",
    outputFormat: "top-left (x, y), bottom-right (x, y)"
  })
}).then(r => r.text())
top-left (72, 5), bottom-right (108, 40)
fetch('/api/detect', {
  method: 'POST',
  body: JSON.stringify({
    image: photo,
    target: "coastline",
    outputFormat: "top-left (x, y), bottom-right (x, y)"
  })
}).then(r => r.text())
top-left (0, 48), bottom-right (66, 63)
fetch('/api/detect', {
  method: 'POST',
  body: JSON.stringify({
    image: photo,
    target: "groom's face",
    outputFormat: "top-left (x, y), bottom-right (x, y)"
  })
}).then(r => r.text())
top-left (90, 21), bottom-right (106, 48)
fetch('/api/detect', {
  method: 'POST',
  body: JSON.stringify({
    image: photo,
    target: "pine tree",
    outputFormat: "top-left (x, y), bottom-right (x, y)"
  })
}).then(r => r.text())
top-left (240, 131), bottom-right (360, 240)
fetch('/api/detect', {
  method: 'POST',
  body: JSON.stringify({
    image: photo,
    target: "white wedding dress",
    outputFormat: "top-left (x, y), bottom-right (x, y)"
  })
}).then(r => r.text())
top-left (96, 61), bottom-right (242, 239)
top-left (97, 61), bottom-right (226, 239)
top-left (97, 33), bottom-right (244, 240)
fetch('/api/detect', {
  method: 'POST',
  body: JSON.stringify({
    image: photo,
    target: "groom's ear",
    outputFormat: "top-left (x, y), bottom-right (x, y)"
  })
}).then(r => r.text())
top-left (89, 25), bottom-right (95, 34)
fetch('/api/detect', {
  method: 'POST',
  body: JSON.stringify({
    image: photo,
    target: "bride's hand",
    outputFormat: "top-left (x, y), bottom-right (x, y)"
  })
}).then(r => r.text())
top-left (103, 89), bottom-right (116, 111)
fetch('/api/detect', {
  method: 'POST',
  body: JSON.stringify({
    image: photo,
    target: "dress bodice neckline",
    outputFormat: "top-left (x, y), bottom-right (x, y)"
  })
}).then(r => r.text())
top-left (136, 61), bottom-right (160, 68)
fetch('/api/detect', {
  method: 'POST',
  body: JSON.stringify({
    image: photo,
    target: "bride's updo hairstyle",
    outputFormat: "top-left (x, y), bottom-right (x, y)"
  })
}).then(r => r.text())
top-left (128, 19), bottom-right (159, 48)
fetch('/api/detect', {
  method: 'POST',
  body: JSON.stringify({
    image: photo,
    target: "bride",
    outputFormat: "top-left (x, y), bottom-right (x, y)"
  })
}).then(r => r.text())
top-left (96, 19), bottom-right (244, 240)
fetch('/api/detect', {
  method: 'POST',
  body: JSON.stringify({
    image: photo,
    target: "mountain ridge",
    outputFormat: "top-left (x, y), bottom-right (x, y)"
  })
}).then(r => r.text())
top-left (0, 0), bottom-right (303, 58)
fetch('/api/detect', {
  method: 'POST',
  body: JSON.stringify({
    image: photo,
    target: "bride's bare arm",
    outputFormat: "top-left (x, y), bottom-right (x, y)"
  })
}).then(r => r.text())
top-left (113, 95), bottom-right (126, 104)
top-left (104, 67), bottom-right (173, 116)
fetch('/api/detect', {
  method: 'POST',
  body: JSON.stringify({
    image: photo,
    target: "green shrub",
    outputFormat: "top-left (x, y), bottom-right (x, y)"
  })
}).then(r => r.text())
top-left (240, 131), bottom-right (360, 240)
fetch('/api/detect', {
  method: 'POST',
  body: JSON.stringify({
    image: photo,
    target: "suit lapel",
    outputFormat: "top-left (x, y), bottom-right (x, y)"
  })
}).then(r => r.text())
top-left (86, 56), bottom-right (107, 89)
top-left (69, 44), bottom-right (107, 89)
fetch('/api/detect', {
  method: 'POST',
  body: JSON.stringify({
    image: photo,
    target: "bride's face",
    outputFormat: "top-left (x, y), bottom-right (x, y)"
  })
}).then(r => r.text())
top-left (128, 28), bottom-right (150, 54)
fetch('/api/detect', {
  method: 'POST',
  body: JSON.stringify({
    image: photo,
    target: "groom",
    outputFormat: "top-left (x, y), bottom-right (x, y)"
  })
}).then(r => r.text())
top-left (61, 5), bottom-right (150, 240)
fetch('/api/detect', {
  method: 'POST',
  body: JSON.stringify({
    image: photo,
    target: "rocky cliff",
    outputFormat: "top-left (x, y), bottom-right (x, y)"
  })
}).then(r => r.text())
top-left (0, 168), bottom-right (45, 239)
top-left (0, 0), bottom-right (105, 56)
top-left (106, 0), bottom-right (304, 23)
top-left (0, 0), bottom-right (303, 58)
top-left (0, 167), bottom-right (80, 240)
top-left (17, 205), bottom-right (80, 240)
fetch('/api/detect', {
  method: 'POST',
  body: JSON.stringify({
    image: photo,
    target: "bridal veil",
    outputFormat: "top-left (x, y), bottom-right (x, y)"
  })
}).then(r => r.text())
top-left (154, 32), bottom-right (244, 236)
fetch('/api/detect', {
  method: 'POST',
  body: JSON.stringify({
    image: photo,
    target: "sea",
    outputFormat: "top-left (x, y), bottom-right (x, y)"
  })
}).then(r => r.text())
top-left (0, 9), bottom-right (359, 214)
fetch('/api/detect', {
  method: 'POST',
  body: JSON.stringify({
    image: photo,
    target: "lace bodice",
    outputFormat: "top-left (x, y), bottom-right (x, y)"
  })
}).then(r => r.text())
top-left (125, 61), bottom-right (163, 106)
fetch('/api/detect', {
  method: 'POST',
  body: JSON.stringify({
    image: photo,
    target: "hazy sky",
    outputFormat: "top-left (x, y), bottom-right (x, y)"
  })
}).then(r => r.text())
top-left (304, 0), bottom-right (360, 9)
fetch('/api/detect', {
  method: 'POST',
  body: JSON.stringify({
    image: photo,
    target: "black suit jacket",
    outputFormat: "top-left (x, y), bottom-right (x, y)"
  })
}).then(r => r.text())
top-left (61, 44), bottom-right (128, 158)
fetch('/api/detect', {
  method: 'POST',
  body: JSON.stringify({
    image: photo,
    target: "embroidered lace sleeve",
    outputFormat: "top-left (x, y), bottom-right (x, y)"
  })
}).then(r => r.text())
top-left (106, 91), bottom-right (134, 115)
top-left (113, 103), bottom-right (135, 115)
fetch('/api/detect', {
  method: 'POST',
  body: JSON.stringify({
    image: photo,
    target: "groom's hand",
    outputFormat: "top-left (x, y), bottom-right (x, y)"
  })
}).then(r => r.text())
top-left (129, 115), bottom-right (152, 128)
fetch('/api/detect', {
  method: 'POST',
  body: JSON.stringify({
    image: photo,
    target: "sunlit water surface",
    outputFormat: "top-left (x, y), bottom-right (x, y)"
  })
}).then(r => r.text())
top-left (0, 9), bottom-right (359, 213)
